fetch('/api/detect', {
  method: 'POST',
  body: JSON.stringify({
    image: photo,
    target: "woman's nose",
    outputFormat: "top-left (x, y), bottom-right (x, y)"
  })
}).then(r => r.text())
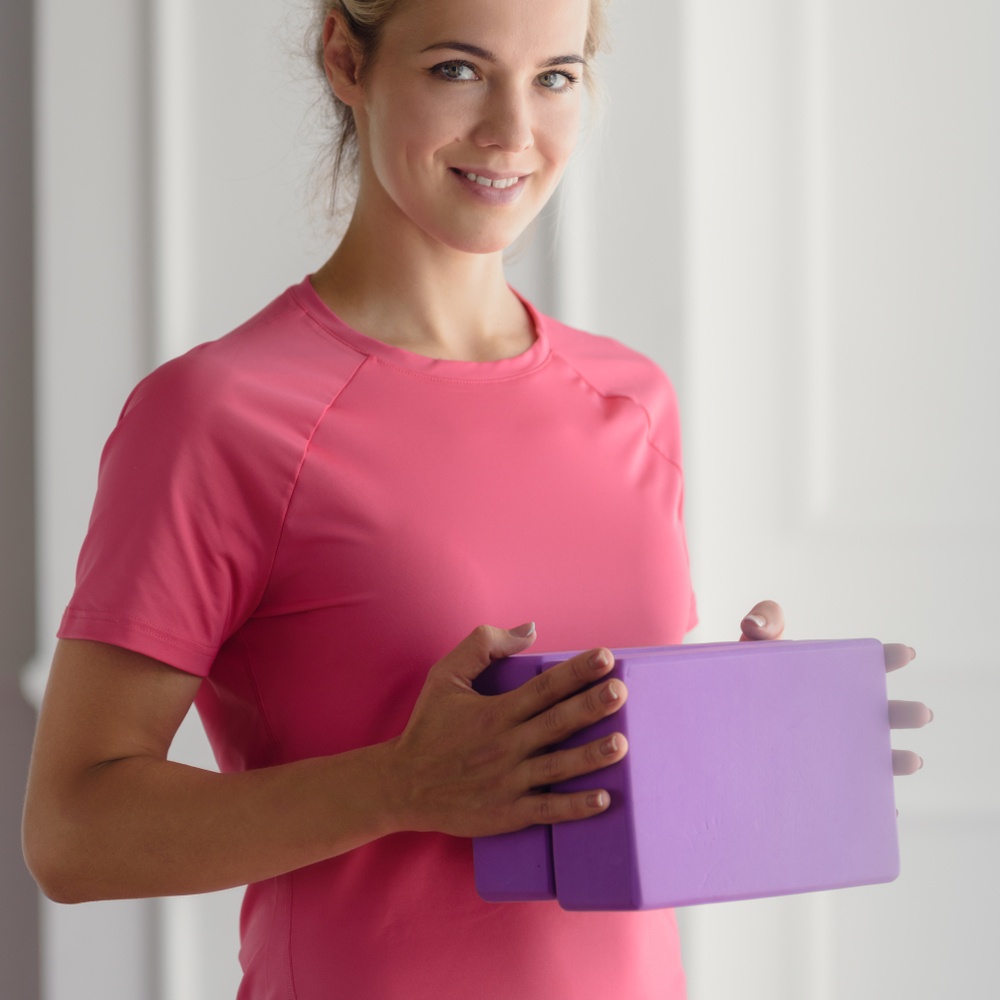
top-left (471, 85), bottom-right (534, 153)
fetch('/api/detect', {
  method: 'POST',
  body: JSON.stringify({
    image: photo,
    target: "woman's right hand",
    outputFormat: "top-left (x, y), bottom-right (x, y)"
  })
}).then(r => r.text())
top-left (23, 627), bottom-right (624, 903)
top-left (380, 625), bottom-right (629, 838)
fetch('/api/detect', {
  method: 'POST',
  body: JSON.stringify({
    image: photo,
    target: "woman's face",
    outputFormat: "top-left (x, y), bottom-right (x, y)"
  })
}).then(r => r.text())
top-left (349, 0), bottom-right (591, 255)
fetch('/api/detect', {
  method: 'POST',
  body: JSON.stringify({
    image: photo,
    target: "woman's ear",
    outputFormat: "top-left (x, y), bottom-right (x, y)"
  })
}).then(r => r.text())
top-left (322, 11), bottom-right (364, 106)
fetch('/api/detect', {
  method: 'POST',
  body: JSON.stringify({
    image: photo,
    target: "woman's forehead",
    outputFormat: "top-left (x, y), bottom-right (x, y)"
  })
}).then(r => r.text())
top-left (383, 0), bottom-right (591, 60)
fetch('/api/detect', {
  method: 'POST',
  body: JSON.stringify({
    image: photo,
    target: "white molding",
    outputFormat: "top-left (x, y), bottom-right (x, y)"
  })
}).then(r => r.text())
top-left (33, 1), bottom-right (162, 997)
top-left (801, 0), bottom-right (835, 523)
top-left (150, 0), bottom-right (197, 366)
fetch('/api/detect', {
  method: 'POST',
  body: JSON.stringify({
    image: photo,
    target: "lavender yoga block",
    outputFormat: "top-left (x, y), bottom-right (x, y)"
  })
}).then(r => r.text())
top-left (473, 639), bottom-right (899, 910)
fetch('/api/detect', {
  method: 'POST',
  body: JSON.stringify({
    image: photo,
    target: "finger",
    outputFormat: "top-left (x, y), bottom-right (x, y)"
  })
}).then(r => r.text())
top-left (739, 600), bottom-right (785, 641)
top-left (506, 647), bottom-right (616, 724)
top-left (439, 623), bottom-right (538, 685)
top-left (522, 732), bottom-right (629, 788)
top-left (512, 788), bottom-right (613, 827)
top-left (883, 643), bottom-right (916, 672)
top-left (520, 673), bottom-right (628, 751)
top-left (892, 749), bottom-right (923, 776)
top-left (888, 700), bottom-right (933, 729)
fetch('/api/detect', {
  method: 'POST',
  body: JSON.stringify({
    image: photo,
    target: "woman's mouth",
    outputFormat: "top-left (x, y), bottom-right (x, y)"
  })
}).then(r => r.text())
top-left (450, 168), bottom-right (523, 190)
top-left (449, 168), bottom-right (528, 205)
top-left (459, 171), bottom-right (521, 190)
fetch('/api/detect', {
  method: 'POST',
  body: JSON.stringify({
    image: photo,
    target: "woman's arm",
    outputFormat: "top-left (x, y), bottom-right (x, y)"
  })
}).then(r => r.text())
top-left (23, 627), bottom-right (628, 903)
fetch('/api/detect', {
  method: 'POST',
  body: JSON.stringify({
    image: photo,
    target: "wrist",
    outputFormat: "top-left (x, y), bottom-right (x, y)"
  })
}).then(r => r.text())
top-left (361, 737), bottom-right (412, 839)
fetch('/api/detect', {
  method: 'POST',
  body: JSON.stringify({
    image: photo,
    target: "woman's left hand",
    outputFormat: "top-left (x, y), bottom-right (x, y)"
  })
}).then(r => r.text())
top-left (737, 600), bottom-right (933, 777)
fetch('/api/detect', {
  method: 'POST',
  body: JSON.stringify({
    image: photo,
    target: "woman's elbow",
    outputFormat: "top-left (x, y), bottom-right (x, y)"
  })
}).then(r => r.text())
top-left (22, 803), bottom-right (99, 905)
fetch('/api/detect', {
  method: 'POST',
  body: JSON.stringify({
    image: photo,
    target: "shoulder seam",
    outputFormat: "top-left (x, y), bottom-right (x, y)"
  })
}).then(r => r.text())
top-left (255, 353), bottom-right (372, 610)
top-left (552, 350), bottom-right (684, 477)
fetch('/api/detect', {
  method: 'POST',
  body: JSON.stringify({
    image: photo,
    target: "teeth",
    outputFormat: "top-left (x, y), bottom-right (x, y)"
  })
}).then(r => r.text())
top-left (463, 172), bottom-right (519, 190)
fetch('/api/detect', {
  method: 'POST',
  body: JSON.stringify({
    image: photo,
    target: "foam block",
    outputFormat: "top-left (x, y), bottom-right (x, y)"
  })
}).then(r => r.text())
top-left (473, 639), bottom-right (899, 910)
top-left (471, 654), bottom-right (555, 900)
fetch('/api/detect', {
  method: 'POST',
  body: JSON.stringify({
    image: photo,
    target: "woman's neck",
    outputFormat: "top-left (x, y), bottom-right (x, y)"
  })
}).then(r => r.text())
top-left (312, 206), bottom-right (534, 363)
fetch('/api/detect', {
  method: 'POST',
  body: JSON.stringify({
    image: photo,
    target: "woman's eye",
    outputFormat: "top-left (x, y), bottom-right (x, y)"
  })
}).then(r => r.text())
top-left (538, 70), bottom-right (576, 91)
top-left (432, 61), bottom-right (478, 82)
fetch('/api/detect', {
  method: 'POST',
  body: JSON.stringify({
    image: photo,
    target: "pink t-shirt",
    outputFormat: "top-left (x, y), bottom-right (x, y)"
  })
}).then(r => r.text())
top-left (61, 277), bottom-right (695, 999)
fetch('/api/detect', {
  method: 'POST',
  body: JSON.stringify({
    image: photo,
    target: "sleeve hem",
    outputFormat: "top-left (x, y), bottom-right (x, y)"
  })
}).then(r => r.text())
top-left (58, 608), bottom-right (217, 678)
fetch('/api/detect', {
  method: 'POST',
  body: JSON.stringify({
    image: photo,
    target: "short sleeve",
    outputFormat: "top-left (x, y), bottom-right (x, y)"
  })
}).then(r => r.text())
top-left (639, 363), bottom-right (698, 635)
top-left (59, 344), bottom-right (315, 676)
top-left (543, 319), bottom-right (698, 634)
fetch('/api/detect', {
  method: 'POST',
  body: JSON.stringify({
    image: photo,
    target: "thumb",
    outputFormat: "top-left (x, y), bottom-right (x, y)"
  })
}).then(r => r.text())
top-left (739, 600), bottom-right (785, 641)
top-left (442, 623), bottom-right (537, 684)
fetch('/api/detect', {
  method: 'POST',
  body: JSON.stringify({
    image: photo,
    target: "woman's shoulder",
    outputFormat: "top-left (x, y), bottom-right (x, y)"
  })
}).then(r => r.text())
top-left (540, 312), bottom-right (680, 418)
top-left (123, 281), bottom-right (366, 439)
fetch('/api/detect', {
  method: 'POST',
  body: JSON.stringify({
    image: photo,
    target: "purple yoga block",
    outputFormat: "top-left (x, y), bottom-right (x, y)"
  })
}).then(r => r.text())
top-left (472, 655), bottom-right (555, 900)
top-left (473, 639), bottom-right (899, 910)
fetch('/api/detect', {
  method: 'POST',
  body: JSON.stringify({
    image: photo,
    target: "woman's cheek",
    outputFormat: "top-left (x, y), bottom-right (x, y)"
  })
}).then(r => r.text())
top-left (541, 98), bottom-right (583, 154)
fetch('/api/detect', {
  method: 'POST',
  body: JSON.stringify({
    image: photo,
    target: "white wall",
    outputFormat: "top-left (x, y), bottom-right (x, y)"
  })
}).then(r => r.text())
top-left (19, 1), bottom-right (998, 998)
top-left (677, 2), bottom-right (999, 996)
top-left (26, 3), bottom-right (167, 996)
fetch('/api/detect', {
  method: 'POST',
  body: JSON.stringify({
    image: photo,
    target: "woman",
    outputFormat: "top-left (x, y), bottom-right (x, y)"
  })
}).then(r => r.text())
top-left (23, 1), bottom-right (929, 997)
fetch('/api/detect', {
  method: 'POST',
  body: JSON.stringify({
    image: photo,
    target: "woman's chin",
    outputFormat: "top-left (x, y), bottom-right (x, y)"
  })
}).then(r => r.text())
top-left (428, 227), bottom-right (528, 258)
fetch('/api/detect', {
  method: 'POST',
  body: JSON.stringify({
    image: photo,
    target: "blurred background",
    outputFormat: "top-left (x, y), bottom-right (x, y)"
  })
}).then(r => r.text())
top-left (2, 0), bottom-right (997, 997)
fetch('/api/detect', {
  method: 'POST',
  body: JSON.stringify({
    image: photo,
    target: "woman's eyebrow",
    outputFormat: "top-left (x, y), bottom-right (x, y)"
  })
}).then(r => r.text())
top-left (420, 41), bottom-right (586, 68)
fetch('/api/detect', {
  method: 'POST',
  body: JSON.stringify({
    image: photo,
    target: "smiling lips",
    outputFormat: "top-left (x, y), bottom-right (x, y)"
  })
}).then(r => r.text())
top-left (453, 169), bottom-right (523, 190)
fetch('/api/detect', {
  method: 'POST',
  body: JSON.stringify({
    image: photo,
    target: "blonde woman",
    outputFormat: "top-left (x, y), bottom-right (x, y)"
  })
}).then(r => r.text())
top-left (24, 1), bottom-right (929, 997)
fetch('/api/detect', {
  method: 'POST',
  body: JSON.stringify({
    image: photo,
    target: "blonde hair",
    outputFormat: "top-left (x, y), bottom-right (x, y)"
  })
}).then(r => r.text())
top-left (310, 0), bottom-right (611, 217)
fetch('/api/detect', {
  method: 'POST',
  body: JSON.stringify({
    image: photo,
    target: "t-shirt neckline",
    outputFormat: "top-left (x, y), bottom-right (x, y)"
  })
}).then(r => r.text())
top-left (293, 275), bottom-right (551, 382)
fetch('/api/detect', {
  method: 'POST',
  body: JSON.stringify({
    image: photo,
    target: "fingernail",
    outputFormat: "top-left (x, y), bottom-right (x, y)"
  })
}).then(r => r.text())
top-left (601, 735), bottom-right (620, 756)
top-left (908, 646), bottom-right (916, 659)
top-left (588, 792), bottom-right (608, 809)
top-left (743, 614), bottom-right (766, 628)
top-left (928, 709), bottom-right (934, 723)
top-left (509, 622), bottom-right (535, 638)
top-left (917, 756), bottom-right (924, 770)
top-left (590, 648), bottom-right (612, 671)
top-left (600, 680), bottom-right (620, 704)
